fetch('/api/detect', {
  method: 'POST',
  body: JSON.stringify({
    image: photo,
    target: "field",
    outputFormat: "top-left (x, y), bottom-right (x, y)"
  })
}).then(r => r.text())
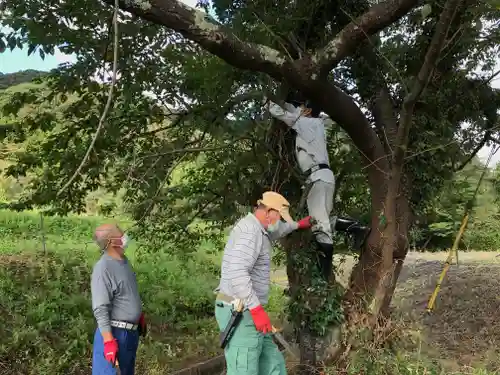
top-left (1, 209), bottom-right (500, 375)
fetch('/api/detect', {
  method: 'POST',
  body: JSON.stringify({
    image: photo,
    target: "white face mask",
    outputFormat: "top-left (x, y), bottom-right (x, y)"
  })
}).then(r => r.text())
top-left (267, 221), bottom-right (280, 233)
top-left (121, 234), bottom-right (129, 250)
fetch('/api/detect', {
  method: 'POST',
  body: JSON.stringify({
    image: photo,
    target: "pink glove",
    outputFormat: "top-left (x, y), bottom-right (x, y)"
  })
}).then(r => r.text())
top-left (297, 216), bottom-right (312, 229)
top-left (103, 338), bottom-right (118, 365)
top-left (249, 305), bottom-right (272, 333)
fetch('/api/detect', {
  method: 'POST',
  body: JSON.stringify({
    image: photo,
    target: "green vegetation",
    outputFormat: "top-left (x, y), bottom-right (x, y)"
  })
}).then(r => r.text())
top-left (0, 70), bottom-right (46, 90)
top-left (3, 209), bottom-right (500, 375)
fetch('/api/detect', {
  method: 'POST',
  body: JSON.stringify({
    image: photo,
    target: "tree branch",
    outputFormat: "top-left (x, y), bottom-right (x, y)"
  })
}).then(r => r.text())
top-left (454, 129), bottom-right (492, 172)
top-left (139, 90), bottom-right (263, 138)
top-left (102, 0), bottom-right (289, 80)
top-left (376, 0), bottom-right (462, 292)
top-left (313, 0), bottom-right (422, 74)
top-left (394, 0), bottom-right (462, 171)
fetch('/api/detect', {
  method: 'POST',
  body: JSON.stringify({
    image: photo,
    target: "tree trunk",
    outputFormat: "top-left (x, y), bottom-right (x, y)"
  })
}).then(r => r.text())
top-left (282, 229), bottom-right (345, 373)
top-left (345, 176), bottom-right (412, 325)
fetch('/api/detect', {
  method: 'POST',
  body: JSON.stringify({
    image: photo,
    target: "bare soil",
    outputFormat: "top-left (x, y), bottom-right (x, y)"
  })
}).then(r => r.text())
top-left (394, 251), bottom-right (500, 370)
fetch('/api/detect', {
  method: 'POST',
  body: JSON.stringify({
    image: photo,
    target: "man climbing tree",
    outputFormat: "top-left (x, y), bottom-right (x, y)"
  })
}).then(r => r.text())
top-left (264, 94), bottom-right (370, 281)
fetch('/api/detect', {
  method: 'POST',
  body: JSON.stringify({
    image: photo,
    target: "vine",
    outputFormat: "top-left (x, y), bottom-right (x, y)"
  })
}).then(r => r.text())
top-left (284, 231), bottom-right (345, 337)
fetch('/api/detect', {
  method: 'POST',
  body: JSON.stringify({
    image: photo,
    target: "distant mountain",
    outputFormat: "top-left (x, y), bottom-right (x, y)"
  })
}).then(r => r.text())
top-left (0, 70), bottom-right (47, 90)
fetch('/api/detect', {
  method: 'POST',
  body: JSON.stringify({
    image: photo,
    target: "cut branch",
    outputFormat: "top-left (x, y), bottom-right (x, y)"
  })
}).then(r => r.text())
top-left (314, 0), bottom-right (421, 74)
top-left (102, 0), bottom-right (289, 80)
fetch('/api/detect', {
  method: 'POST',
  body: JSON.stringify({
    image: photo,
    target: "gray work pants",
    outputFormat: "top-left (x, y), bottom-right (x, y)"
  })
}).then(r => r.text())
top-left (307, 180), bottom-right (335, 245)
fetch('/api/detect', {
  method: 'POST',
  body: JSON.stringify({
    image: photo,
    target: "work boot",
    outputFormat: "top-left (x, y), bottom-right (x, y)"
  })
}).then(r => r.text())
top-left (316, 242), bottom-right (334, 282)
top-left (334, 216), bottom-right (371, 251)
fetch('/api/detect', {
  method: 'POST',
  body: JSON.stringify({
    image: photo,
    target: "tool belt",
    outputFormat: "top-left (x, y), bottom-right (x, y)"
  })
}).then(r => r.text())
top-left (110, 320), bottom-right (138, 331)
top-left (304, 163), bottom-right (330, 177)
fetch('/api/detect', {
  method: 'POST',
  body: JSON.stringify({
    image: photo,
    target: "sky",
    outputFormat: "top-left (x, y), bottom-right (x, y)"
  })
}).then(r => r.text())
top-left (1, 0), bottom-right (499, 165)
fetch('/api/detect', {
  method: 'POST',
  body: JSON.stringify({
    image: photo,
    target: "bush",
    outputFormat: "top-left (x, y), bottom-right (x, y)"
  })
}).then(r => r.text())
top-left (464, 218), bottom-right (500, 251)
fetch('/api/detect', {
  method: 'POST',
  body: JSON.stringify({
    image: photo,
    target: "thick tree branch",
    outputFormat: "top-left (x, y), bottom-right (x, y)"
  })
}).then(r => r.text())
top-left (372, 87), bottom-right (397, 154)
top-left (373, 0), bottom-right (463, 313)
top-left (394, 0), bottom-right (462, 171)
top-left (313, 0), bottom-right (422, 74)
top-left (103, 0), bottom-right (290, 79)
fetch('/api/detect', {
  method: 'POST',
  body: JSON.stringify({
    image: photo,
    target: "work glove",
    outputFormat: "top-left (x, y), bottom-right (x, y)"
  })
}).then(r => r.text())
top-left (138, 312), bottom-right (147, 337)
top-left (249, 305), bottom-right (272, 334)
top-left (103, 338), bottom-right (119, 365)
top-left (297, 216), bottom-right (313, 229)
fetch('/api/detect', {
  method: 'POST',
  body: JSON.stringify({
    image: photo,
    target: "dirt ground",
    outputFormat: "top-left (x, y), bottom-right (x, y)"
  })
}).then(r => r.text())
top-left (272, 251), bottom-right (500, 370)
top-left (394, 251), bottom-right (500, 370)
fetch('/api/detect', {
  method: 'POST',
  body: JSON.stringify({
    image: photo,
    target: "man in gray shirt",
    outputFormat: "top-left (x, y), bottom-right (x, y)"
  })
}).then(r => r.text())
top-left (91, 223), bottom-right (146, 375)
top-left (215, 191), bottom-right (312, 375)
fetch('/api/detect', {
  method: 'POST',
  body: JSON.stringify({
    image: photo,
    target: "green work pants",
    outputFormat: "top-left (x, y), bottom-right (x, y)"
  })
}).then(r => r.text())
top-left (215, 301), bottom-right (287, 375)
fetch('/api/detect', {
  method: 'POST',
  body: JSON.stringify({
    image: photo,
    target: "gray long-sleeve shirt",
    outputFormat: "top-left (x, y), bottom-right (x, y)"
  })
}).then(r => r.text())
top-left (216, 213), bottom-right (298, 309)
top-left (91, 253), bottom-right (142, 333)
top-left (267, 101), bottom-right (335, 184)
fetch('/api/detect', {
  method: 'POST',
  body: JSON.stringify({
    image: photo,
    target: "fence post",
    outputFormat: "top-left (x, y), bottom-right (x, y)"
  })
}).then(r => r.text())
top-left (39, 212), bottom-right (47, 256)
top-left (39, 212), bottom-right (48, 277)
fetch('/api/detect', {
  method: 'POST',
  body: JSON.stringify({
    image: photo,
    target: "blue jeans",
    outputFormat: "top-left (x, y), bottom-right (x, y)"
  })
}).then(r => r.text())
top-left (92, 327), bottom-right (140, 375)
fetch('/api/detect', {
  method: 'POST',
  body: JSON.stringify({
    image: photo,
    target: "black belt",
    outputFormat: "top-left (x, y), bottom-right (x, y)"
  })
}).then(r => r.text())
top-left (305, 163), bottom-right (330, 176)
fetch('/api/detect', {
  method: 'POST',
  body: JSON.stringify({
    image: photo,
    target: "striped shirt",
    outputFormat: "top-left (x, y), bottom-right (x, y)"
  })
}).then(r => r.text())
top-left (268, 101), bottom-right (335, 184)
top-left (216, 213), bottom-right (298, 309)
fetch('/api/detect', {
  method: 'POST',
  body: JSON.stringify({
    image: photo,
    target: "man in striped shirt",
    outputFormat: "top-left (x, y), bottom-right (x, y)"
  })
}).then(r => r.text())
top-left (215, 191), bottom-right (312, 375)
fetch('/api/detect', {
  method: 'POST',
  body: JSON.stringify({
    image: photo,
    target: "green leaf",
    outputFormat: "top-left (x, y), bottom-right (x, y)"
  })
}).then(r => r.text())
top-left (27, 44), bottom-right (37, 56)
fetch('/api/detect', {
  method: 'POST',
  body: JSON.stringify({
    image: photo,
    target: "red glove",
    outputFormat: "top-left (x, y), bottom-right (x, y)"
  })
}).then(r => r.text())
top-left (103, 338), bottom-right (118, 365)
top-left (249, 305), bottom-right (272, 334)
top-left (138, 312), bottom-right (147, 336)
top-left (297, 216), bottom-right (312, 229)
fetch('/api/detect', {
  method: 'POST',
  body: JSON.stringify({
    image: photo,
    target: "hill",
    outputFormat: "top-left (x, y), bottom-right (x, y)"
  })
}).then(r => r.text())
top-left (0, 70), bottom-right (47, 90)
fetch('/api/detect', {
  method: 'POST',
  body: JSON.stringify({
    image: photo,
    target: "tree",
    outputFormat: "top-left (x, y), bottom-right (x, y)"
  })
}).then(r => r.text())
top-left (414, 157), bottom-right (498, 251)
top-left (1, 0), bottom-right (499, 370)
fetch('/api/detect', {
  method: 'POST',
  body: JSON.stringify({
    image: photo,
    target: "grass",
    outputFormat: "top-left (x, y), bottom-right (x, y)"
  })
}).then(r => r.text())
top-left (2, 209), bottom-right (500, 375)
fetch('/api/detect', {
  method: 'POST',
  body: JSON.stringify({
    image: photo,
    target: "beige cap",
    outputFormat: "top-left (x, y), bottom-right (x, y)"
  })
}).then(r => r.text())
top-left (257, 191), bottom-right (294, 223)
